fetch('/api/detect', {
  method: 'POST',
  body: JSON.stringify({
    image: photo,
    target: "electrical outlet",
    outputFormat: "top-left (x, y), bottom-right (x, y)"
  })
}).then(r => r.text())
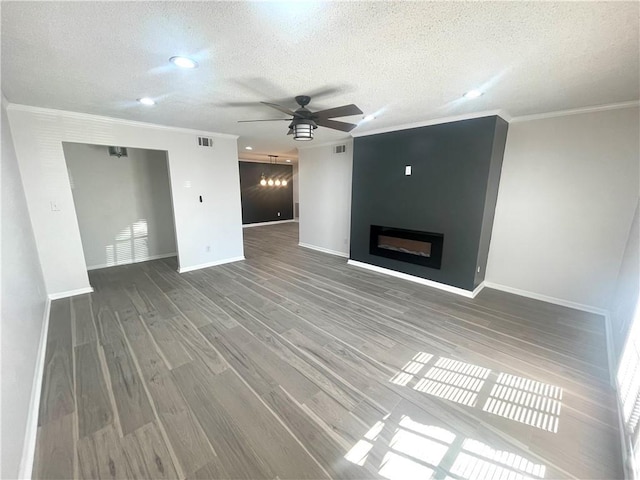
top-left (206, 245), bottom-right (211, 252)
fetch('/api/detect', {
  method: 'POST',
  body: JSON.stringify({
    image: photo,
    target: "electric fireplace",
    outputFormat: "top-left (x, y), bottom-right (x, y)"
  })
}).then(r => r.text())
top-left (370, 225), bottom-right (443, 269)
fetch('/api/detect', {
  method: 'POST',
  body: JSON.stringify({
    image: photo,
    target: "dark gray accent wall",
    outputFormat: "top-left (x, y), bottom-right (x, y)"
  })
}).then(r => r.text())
top-left (239, 162), bottom-right (293, 224)
top-left (474, 117), bottom-right (509, 287)
top-left (350, 116), bottom-right (508, 291)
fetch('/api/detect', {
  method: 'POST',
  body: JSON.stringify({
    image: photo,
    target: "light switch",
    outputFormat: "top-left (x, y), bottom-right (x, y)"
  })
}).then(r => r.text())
top-left (50, 201), bottom-right (60, 211)
top-left (405, 165), bottom-right (412, 176)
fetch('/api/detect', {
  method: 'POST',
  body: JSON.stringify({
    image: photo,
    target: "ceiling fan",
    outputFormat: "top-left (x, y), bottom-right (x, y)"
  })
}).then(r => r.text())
top-left (238, 95), bottom-right (363, 141)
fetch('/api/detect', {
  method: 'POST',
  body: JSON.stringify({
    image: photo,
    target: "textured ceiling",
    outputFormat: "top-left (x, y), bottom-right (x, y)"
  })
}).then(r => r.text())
top-left (2, 1), bottom-right (638, 159)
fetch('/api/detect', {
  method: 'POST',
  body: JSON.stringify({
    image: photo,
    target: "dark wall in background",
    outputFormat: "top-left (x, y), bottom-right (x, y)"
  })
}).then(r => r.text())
top-left (351, 116), bottom-right (508, 291)
top-left (239, 162), bottom-right (293, 224)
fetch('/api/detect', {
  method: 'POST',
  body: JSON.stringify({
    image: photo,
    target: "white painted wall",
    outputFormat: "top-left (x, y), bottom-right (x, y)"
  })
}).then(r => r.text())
top-left (1, 97), bottom-right (48, 479)
top-left (7, 105), bottom-right (244, 296)
top-left (63, 143), bottom-right (177, 269)
top-left (611, 198), bottom-right (640, 364)
top-left (298, 141), bottom-right (353, 256)
top-left (486, 106), bottom-right (640, 310)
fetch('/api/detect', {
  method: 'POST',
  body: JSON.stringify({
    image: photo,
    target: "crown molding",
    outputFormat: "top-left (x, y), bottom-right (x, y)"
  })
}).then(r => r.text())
top-left (6, 103), bottom-right (239, 139)
top-left (351, 109), bottom-right (512, 138)
top-left (510, 100), bottom-right (640, 123)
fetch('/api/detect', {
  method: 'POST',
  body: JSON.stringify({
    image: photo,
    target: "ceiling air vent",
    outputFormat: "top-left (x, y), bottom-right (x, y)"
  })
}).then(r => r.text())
top-left (197, 136), bottom-right (214, 147)
top-left (334, 144), bottom-right (347, 154)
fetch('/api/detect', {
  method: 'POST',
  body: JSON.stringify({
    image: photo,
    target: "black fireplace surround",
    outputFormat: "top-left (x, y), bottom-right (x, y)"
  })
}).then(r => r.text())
top-left (350, 115), bottom-right (508, 291)
top-left (370, 225), bottom-right (443, 269)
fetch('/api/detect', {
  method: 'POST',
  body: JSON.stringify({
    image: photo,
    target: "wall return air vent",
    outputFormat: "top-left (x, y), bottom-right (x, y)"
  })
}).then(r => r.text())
top-left (334, 144), bottom-right (347, 154)
top-left (197, 136), bottom-right (214, 147)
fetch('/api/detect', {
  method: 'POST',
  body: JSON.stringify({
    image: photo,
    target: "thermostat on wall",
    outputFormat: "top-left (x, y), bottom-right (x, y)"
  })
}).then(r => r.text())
top-left (405, 165), bottom-right (412, 176)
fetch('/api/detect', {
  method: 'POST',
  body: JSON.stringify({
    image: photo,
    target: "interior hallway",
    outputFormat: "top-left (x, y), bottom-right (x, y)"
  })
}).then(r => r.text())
top-left (33, 222), bottom-right (621, 479)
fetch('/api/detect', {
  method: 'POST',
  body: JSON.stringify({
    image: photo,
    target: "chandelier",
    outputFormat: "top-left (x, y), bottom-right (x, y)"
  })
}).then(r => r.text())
top-left (259, 155), bottom-right (288, 187)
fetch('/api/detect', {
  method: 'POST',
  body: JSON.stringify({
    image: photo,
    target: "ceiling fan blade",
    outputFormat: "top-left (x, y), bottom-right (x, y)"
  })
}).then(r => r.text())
top-left (316, 118), bottom-right (358, 132)
top-left (314, 104), bottom-right (363, 119)
top-left (238, 118), bottom-right (292, 123)
top-left (261, 102), bottom-right (301, 117)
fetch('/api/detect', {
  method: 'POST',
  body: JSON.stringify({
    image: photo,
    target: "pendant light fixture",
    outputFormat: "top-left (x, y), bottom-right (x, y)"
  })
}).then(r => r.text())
top-left (259, 155), bottom-right (290, 187)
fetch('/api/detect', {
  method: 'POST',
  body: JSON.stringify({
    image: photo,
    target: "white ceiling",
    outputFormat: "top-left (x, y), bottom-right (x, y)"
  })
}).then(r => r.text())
top-left (2, 1), bottom-right (638, 160)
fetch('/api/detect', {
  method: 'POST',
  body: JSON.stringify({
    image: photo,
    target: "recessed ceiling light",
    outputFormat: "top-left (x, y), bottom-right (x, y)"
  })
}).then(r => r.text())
top-left (169, 56), bottom-right (198, 69)
top-left (363, 114), bottom-right (376, 121)
top-left (245, 146), bottom-right (253, 150)
top-left (137, 97), bottom-right (155, 106)
top-left (285, 159), bottom-right (291, 163)
top-left (463, 90), bottom-right (483, 99)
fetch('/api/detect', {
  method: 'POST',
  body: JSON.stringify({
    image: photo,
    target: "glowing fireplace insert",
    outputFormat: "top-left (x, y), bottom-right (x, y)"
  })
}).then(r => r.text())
top-left (370, 225), bottom-right (443, 269)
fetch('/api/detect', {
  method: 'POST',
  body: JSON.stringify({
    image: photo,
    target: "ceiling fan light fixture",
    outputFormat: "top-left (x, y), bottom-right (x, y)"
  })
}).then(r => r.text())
top-left (242, 95), bottom-right (361, 139)
top-left (292, 121), bottom-right (315, 141)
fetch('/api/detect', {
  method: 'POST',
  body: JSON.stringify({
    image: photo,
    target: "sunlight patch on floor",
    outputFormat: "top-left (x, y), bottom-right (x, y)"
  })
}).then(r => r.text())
top-left (482, 373), bottom-right (562, 433)
top-left (450, 438), bottom-right (546, 480)
top-left (389, 352), bottom-right (433, 386)
top-left (414, 357), bottom-right (490, 407)
top-left (344, 414), bottom-right (547, 479)
top-left (388, 351), bottom-right (564, 433)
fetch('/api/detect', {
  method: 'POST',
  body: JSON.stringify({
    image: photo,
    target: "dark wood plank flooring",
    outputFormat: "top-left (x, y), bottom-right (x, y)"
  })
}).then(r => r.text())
top-left (33, 222), bottom-right (622, 479)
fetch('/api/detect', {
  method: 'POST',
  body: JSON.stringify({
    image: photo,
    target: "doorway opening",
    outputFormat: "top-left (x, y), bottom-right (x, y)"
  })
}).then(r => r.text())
top-left (63, 142), bottom-right (178, 271)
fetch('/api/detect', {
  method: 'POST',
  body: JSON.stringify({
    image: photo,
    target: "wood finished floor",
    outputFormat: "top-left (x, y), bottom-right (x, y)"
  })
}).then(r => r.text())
top-left (33, 222), bottom-right (622, 479)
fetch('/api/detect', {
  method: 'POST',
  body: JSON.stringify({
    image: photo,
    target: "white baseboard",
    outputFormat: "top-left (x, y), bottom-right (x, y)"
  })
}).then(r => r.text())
top-left (347, 260), bottom-right (484, 298)
top-left (48, 286), bottom-right (94, 300)
top-left (471, 281), bottom-right (486, 298)
top-left (86, 252), bottom-right (177, 270)
top-left (482, 281), bottom-right (608, 316)
top-left (243, 219), bottom-right (295, 228)
top-left (18, 297), bottom-right (52, 479)
top-left (298, 242), bottom-right (349, 258)
top-left (178, 256), bottom-right (245, 273)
